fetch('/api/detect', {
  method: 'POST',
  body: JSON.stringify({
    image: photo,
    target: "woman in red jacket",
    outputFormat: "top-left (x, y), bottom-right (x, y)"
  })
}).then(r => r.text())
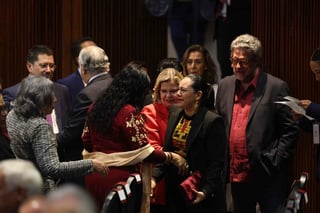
top-left (141, 67), bottom-right (183, 213)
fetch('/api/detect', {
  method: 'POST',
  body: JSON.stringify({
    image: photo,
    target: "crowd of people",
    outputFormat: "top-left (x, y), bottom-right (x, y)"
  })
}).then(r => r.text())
top-left (0, 32), bottom-right (318, 213)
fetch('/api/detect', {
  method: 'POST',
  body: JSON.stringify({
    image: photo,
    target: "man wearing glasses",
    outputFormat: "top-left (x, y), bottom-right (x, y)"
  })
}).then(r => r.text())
top-left (215, 34), bottom-right (299, 213)
top-left (3, 45), bottom-right (70, 137)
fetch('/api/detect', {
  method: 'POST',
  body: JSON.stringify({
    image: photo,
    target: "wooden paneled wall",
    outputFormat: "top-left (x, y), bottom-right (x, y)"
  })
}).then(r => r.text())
top-left (252, 1), bottom-right (320, 212)
top-left (0, 0), bottom-right (166, 88)
top-left (0, 0), bottom-right (82, 88)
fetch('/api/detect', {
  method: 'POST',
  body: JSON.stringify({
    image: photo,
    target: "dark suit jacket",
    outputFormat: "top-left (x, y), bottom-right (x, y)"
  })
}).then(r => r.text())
top-left (216, 71), bottom-right (299, 178)
top-left (0, 133), bottom-right (15, 160)
top-left (154, 106), bottom-right (227, 212)
top-left (57, 70), bottom-right (85, 106)
top-left (3, 80), bottom-right (71, 134)
top-left (57, 73), bottom-right (113, 161)
top-left (298, 102), bottom-right (320, 180)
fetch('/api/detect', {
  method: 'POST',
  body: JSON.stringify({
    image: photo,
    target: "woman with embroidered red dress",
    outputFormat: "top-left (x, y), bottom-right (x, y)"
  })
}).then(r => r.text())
top-left (82, 61), bottom-right (186, 210)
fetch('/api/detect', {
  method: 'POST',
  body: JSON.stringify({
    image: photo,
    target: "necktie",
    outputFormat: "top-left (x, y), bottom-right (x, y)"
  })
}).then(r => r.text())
top-left (46, 114), bottom-right (53, 126)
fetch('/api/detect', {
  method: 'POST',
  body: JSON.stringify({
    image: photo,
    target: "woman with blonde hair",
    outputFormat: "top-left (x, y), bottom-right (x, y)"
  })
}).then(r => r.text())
top-left (141, 68), bottom-right (183, 212)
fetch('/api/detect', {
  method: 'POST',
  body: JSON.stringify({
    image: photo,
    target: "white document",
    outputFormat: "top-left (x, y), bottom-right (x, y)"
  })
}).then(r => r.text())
top-left (274, 96), bottom-right (314, 120)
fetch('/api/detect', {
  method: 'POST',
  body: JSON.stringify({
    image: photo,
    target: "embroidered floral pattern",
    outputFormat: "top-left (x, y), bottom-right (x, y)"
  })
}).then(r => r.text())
top-left (126, 113), bottom-right (148, 146)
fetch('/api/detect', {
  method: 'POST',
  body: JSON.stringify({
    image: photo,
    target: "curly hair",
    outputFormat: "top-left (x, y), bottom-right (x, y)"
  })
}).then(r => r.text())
top-left (87, 61), bottom-right (151, 133)
top-left (230, 34), bottom-right (262, 65)
top-left (182, 44), bottom-right (218, 84)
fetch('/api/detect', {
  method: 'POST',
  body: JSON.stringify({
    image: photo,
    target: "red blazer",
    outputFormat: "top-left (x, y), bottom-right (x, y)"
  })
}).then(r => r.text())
top-left (141, 103), bottom-right (169, 205)
top-left (142, 103), bottom-right (169, 150)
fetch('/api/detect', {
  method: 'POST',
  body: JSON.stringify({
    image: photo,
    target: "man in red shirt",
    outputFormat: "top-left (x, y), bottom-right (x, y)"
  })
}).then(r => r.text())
top-left (216, 34), bottom-right (299, 213)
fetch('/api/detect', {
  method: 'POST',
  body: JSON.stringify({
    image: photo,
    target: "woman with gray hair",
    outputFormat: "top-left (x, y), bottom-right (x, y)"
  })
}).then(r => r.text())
top-left (6, 75), bottom-right (108, 192)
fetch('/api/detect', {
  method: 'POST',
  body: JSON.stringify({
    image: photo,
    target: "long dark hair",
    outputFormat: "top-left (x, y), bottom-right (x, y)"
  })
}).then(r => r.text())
top-left (187, 74), bottom-right (215, 111)
top-left (87, 61), bottom-right (151, 133)
top-left (182, 44), bottom-right (218, 84)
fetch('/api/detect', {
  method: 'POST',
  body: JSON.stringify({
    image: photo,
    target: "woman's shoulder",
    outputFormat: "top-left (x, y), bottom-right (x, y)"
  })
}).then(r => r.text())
top-left (142, 103), bottom-right (168, 116)
top-left (115, 104), bottom-right (140, 122)
top-left (7, 111), bottom-right (50, 133)
top-left (119, 104), bottom-right (137, 113)
top-left (198, 107), bottom-right (222, 122)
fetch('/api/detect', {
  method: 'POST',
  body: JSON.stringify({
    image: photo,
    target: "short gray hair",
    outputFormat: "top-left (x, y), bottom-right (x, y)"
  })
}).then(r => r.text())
top-left (230, 34), bottom-right (262, 63)
top-left (78, 46), bottom-right (110, 74)
top-left (13, 75), bottom-right (54, 118)
top-left (0, 159), bottom-right (43, 195)
top-left (47, 184), bottom-right (97, 213)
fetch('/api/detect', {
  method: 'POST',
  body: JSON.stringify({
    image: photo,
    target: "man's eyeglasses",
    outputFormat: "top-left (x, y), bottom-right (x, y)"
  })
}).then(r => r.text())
top-left (38, 63), bottom-right (56, 70)
top-left (230, 58), bottom-right (250, 67)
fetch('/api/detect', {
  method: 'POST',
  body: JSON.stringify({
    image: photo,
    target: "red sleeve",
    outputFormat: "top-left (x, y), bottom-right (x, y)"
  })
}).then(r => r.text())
top-left (141, 104), bottom-right (163, 151)
top-left (144, 150), bottom-right (166, 163)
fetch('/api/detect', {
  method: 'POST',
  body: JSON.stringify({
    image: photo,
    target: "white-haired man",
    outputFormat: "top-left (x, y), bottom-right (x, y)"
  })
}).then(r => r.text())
top-left (0, 159), bottom-right (43, 213)
top-left (57, 46), bottom-right (113, 187)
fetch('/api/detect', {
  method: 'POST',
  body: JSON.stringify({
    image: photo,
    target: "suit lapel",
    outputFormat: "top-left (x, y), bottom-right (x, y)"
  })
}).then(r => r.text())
top-left (164, 107), bottom-right (182, 151)
top-left (226, 77), bottom-right (236, 129)
top-left (185, 107), bottom-right (207, 154)
top-left (53, 83), bottom-right (62, 132)
top-left (164, 106), bottom-right (207, 154)
top-left (248, 71), bottom-right (267, 123)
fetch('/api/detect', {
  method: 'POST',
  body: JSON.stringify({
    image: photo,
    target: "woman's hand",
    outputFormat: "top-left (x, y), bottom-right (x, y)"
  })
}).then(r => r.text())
top-left (192, 189), bottom-right (206, 204)
top-left (150, 177), bottom-right (156, 197)
top-left (91, 159), bottom-right (109, 175)
top-left (171, 152), bottom-right (188, 176)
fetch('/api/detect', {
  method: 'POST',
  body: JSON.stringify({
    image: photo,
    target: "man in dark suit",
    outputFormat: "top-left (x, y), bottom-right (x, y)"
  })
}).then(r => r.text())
top-left (215, 34), bottom-right (299, 213)
top-left (57, 37), bottom-right (96, 107)
top-left (293, 48), bottom-right (320, 180)
top-left (3, 45), bottom-right (71, 136)
top-left (0, 82), bottom-right (15, 160)
top-left (57, 46), bottom-right (113, 186)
